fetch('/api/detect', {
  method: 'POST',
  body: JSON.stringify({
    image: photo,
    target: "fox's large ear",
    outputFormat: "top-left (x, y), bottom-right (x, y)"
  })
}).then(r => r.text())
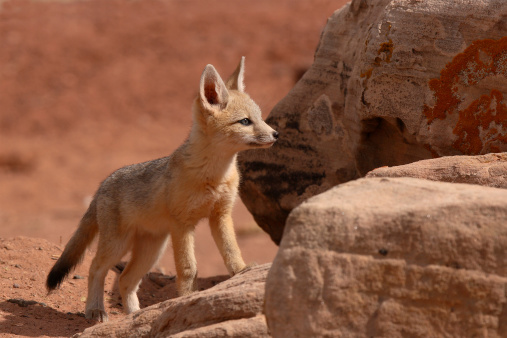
top-left (226, 56), bottom-right (245, 92)
top-left (200, 64), bottom-right (229, 111)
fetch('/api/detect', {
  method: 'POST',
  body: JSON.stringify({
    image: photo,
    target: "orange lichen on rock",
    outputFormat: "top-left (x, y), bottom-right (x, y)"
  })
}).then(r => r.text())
top-left (360, 39), bottom-right (393, 80)
top-left (360, 68), bottom-right (373, 79)
top-left (423, 37), bottom-right (507, 154)
top-left (453, 90), bottom-right (507, 154)
top-left (375, 39), bottom-right (393, 65)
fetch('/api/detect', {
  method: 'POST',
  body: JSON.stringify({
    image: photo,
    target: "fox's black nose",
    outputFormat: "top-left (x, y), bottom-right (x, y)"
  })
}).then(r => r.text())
top-left (273, 131), bottom-right (279, 139)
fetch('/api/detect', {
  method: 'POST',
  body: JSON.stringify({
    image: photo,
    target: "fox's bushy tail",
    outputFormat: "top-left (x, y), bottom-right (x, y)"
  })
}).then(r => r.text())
top-left (46, 199), bottom-right (98, 291)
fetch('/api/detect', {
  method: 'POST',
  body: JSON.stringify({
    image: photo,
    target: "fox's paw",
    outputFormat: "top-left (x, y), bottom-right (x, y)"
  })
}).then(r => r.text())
top-left (234, 262), bottom-right (257, 275)
top-left (85, 308), bottom-right (109, 322)
top-left (177, 276), bottom-right (199, 297)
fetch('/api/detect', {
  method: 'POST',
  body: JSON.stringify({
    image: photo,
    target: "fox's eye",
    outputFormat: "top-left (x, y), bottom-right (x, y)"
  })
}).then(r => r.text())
top-left (238, 118), bottom-right (252, 126)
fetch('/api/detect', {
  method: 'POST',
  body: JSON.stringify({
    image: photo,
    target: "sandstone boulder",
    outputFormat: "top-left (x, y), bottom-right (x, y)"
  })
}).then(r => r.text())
top-left (239, 0), bottom-right (507, 244)
top-left (367, 152), bottom-right (507, 188)
top-left (79, 264), bottom-right (270, 338)
top-left (265, 177), bottom-right (507, 337)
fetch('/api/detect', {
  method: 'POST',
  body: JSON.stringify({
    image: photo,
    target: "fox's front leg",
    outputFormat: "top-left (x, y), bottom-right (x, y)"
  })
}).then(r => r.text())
top-left (171, 228), bottom-right (198, 296)
top-left (209, 203), bottom-right (246, 275)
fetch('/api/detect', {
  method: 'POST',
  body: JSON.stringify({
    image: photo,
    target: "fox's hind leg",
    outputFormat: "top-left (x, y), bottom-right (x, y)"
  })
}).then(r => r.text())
top-left (85, 232), bottom-right (130, 322)
top-left (119, 233), bottom-right (169, 314)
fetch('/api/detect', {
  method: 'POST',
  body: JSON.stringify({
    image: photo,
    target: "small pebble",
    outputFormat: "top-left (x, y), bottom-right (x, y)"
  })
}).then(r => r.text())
top-left (73, 275), bottom-right (85, 280)
top-left (14, 264), bottom-right (21, 269)
top-left (13, 283), bottom-right (20, 289)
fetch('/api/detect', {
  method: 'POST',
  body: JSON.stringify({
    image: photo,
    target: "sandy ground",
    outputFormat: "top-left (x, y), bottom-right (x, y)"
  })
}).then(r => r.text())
top-left (0, 0), bottom-right (348, 336)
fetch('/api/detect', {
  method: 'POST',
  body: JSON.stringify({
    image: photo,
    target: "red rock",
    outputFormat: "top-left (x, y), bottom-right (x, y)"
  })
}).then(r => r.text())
top-left (367, 153), bottom-right (507, 189)
top-left (265, 177), bottom-right (507, 337)
top-left (79, 264), bottom-right (270, 337)
top-left (239, 0), bottom-right (507, 244)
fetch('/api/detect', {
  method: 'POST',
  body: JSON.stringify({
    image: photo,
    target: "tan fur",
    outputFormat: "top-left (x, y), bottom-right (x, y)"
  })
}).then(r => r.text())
top-left (46, 57), bottom-right (278, 322)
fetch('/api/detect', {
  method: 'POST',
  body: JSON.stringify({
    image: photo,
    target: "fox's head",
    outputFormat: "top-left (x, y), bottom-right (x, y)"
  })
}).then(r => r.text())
top-left (192, 57), bottom-right (278, 153)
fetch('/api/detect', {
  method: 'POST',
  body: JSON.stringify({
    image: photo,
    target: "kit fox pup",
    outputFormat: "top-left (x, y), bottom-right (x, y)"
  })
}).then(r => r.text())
top-left (46, 57), bottom-right (278, 322)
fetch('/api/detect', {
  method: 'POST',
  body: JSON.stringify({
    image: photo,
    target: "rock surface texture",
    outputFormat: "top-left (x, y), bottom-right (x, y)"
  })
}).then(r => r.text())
top-left (265, 177), bottom-right (507, 337)
top-left (239, 0), bottom-right (507, 244)
top-left (78, 264), bottom-right (270, 338)
top-left (367, 152), bottom-right (507, 188)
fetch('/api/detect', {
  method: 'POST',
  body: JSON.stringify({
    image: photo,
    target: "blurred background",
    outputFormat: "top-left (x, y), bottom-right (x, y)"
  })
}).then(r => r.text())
top-left (0, 0), bottom-right (346, 276)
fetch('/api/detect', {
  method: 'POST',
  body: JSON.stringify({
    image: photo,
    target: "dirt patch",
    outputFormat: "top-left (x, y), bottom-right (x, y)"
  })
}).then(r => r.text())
top-left (0, 237), bottom-right (229, 336)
